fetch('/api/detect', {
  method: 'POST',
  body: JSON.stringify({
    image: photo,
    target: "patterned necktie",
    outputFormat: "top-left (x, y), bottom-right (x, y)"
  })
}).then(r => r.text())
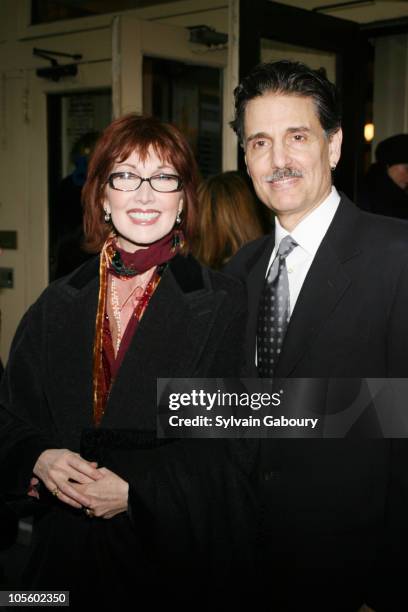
top-left (257, 235), bottom-right (298, 377)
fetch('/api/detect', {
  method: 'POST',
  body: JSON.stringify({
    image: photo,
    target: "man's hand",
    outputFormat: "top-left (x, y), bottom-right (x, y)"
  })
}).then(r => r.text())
top-left (70, 467), bottom-right (129, 519)
top-left (33, 448), bottom-right (102, 509)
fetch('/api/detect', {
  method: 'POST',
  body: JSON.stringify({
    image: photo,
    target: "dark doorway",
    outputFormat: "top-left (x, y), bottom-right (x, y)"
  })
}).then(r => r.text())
top-left (143, 57), bottom-right (222, 180)
top-left (47, 89), bottom-right (111, 281)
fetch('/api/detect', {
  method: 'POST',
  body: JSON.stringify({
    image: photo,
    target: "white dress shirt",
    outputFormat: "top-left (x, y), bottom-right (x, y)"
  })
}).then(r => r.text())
top-left (266, 186), bottom-right (341, 316)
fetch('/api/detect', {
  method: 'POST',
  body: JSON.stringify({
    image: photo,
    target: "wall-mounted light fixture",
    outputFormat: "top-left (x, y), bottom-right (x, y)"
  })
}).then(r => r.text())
top-left (33, 48), bottom-right (83, 82)
top-left (188, 26), bottom-right (228, 47)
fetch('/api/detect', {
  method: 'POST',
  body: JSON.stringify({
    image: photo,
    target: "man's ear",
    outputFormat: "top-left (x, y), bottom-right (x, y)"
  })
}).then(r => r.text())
top-left (329, 128), bottom-right (343, 168)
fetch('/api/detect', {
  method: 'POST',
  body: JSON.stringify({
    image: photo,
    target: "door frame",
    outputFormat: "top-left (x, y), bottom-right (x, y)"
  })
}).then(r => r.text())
top-left (112, 15), bottom-right (238, 171)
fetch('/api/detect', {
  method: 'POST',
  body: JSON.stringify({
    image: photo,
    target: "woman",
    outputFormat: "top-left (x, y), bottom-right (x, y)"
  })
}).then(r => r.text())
top-left (192, 171), bottom-right (265, 269)
top-left (0, 115), bottom-right (255, 609)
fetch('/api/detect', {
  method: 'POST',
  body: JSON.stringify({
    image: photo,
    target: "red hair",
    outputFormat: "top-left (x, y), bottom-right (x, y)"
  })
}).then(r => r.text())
top-left (82, 114), bottom-right (200, 252)
top-left (192, 171), bottom-right (264, 269)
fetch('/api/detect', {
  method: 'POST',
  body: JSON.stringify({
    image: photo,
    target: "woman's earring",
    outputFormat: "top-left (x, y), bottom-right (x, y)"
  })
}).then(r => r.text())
top-left (175, 199), bottom-right (183, 226)
top-left (104, 209), bottom-right (111, 223)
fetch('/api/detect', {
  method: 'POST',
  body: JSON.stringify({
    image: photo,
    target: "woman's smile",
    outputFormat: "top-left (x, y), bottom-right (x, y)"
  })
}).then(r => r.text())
top-left (127, 209), bottom-right (161, 224)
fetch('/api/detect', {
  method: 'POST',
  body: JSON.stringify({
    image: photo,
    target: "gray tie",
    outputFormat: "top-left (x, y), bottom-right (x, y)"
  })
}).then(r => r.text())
top-left (257, 235), bottom-right (298, 377)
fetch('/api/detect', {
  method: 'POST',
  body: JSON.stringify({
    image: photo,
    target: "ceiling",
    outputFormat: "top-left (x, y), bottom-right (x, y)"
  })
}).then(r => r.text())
top-left (40, 0), bottom-right (408, 25)
top-left (280, 1), bottom-right (408, 24)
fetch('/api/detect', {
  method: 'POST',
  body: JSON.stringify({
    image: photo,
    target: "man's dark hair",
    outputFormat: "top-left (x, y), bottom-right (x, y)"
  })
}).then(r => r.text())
top-left (231, 60), bottom-right (342, 146)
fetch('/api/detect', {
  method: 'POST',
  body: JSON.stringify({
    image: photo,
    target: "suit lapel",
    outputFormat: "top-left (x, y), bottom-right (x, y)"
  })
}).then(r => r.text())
top-left (275, 195), bottom-right (362, 377)
top-left (275, 243), bottom-right (350, 376)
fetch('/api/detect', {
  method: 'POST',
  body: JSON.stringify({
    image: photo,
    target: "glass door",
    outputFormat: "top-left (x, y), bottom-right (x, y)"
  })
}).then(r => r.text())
top-left (47, 90), bottom-right (112, 280)
top-left (113, 16), bottom-right (229, 178)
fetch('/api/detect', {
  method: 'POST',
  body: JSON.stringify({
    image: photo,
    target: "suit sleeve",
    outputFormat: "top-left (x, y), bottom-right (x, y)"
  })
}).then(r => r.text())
top-left (387, 256), bottom-right (408, 376)
top-left (366, 256), bottom-right (408, 610)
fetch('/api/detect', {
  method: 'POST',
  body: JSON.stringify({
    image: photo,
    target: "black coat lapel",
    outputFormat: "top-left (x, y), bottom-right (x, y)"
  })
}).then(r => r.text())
top-left (275, 195), bottom-right (362, 377)
top-left (47, 258), bottom-right (100, 447)
top-left (102, 255), bottom-right (223, 428)
top-left (48, 255), bottom-right (227, 434)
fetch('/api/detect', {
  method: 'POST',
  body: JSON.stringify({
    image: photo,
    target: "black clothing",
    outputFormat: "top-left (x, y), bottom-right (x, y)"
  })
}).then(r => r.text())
top-left (0, 254), bottom-right (256, 610)
top-left (225, 195), bottom-right (408, 611)
top-left (358, 162), bottom-right (408, 219)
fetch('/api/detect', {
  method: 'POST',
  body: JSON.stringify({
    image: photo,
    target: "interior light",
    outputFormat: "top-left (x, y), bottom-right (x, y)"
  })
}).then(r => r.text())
top-left (364, 123), bottom-right (374, 142)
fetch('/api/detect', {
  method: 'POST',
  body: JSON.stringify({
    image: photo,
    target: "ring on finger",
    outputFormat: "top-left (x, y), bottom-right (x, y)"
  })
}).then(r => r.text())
top-left (52, 487), bottom-right (59, 497)
top-left (84, 507), bottom-right (95, 518)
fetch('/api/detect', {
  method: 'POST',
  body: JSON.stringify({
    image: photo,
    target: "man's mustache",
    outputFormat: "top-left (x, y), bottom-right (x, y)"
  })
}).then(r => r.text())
top-left (264, 168), bottom-right (303, 182)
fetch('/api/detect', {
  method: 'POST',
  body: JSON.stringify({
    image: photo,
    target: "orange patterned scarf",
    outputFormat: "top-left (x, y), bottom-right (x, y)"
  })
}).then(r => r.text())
top-left (92, 232), bottom-right (182, 426)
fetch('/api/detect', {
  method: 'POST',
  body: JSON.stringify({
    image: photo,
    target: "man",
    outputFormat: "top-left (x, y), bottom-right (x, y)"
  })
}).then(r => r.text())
top-left (358, 133), bottom-right (408, 219)
top-left (225, 61), bottom-right (408, 611)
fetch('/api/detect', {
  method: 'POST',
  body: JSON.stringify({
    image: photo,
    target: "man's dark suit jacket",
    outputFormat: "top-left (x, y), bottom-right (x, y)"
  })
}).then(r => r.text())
top-left (225, 194), bottom-right (408, 612)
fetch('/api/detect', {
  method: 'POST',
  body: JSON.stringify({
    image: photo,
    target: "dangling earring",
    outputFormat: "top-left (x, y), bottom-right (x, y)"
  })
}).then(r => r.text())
top-left (172, 229), bottom-right (184, 250)
top-left (172, 206), bottom-right (184, 251)
top-left (175, 201), bottom-right (183, 226)
top-left (104, 209), bottom-right (111, 223)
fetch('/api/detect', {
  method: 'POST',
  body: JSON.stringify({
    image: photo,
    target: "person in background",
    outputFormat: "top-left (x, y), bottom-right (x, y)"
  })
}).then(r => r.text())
top-left (0, 114), bottom-right (255, 610)
top-left (192, 171), bottom-right (264, 269)
top-left (358, 133), bottom-right (408, 219)
top-left (53, 131), bottom-right (100, 278)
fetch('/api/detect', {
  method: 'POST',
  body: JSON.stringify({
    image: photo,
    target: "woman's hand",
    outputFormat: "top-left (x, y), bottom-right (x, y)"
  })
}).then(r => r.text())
top-left (33, 449), bottom-right (102, 509)
top-left (71, 467), bottom-right (129, 519)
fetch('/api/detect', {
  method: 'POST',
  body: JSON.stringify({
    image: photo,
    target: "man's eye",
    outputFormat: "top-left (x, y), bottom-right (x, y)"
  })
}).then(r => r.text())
top-left (253, 140), bottom-right (267, 148)
top-left (292, 134), bottom-right (306, 142)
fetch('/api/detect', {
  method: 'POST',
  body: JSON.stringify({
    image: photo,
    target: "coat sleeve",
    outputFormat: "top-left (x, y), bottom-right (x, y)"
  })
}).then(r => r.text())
top-left (0, 300), bottom-right (57, 502)
top-left (366, 255), bottom-right (408, 610)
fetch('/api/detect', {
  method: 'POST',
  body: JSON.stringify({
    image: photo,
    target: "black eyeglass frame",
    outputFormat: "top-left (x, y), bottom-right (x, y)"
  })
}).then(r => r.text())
top-left (107, 171), bottom-right (183, 193)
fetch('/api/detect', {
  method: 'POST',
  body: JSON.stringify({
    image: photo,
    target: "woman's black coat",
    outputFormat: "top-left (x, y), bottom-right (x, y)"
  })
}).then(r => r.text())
top-left (0, 254), bottom-right (256, 609)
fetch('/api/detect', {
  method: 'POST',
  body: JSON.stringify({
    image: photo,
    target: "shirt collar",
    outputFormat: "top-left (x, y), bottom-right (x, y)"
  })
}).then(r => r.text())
top-left (274, 187), bottom-right (341, 256)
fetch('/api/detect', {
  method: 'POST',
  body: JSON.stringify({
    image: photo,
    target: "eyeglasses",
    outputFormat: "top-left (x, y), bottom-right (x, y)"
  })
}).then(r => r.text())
top-left (107, 171), bottom-right (183, 193)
